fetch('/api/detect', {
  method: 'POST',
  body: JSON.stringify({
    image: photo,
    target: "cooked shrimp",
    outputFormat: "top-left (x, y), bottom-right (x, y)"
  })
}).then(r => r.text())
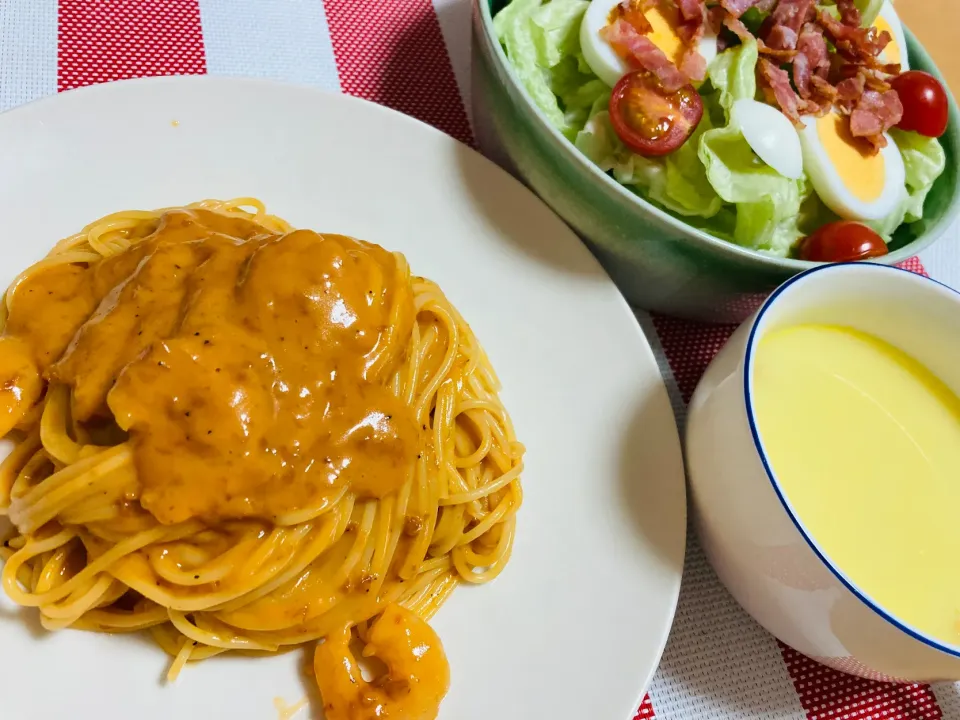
top-left (314, 603), bottom-right (450, 720)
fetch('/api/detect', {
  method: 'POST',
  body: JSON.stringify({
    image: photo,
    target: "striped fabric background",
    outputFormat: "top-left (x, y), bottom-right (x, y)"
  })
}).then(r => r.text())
top-left (1, 1), bottom-right (959, 717)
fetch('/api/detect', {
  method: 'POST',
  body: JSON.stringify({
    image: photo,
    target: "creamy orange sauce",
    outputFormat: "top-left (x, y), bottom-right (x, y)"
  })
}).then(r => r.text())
top-left (0, 209), bottom-right (420, 525)
top-left (314, 604), bottom-right (450, 720)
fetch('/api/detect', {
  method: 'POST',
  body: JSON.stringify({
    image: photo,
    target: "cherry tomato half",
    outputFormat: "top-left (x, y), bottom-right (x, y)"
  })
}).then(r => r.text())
top-left (891, 71), bottom-right (949, 139)
top-left (799, 221), bottom-right (888, 263)
top-left (609, 71), bottom-right (704, 157)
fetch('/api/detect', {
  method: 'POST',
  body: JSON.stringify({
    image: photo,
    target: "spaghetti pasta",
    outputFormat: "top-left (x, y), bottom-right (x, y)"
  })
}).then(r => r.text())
top-left (0, 199), bottom-right (523, 719)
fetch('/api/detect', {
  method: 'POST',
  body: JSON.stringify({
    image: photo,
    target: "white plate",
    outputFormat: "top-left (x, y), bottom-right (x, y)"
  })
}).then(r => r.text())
top-left (0, 77), bottom-right (685, 720)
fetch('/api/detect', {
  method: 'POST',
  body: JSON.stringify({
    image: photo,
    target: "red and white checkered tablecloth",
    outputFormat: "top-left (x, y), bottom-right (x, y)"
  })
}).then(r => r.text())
top-left (2, 1), bottom-right (959, 717)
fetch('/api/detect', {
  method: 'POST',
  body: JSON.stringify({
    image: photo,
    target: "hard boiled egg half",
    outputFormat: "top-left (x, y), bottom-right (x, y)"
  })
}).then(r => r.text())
top-left (873, 1), bottom-right (909, 71)
top-left (799, 112), bottom-right (906, 221)
top-left (580, 0), bottom-right (718, 87)
top-left (732, 99), bottom-right (804, 180)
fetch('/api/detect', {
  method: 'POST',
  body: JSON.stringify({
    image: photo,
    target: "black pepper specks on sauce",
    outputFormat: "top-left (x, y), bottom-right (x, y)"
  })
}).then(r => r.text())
top-left (5, 210), bottom-right (420, 525)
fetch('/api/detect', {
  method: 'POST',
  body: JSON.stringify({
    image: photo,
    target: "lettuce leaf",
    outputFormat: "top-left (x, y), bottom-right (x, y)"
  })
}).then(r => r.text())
top-left (494, 0), bottom-right (567, 129)
top-left (739, 7), bottom-right (768, 36)
top-left (529, 0), bottom-right (588, 67)
top-left (891, 128), bottom-right (947, 223)
top-left (575, 111), bottom-right (674, 209)
top-left (494, 0), bottom-right (597, 139)
top-left (707, 37), bottom-right (759, 119)
top-left (548, 58), bottom-right (608, 134)
top-left (664, 112), bottom-right (724, 218)
top-left (818, 0), bottom-right (883, 26)
top-left (698, 123), bottom-right (805, 253)
top-left (695, 37), bottom-right (810, 254)
top-left (575, 99), bottom-right (723, 218)
top-left (855, 0), bottom-right (885, 26)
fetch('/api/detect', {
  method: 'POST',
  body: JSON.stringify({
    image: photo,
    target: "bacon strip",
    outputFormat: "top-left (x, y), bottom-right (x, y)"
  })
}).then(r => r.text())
top-left (818, 9), bottom-right (891, 64)
top-left (675, 0), bottom-right (706, 22)
top-left (792, 54), bottom-right (812, 98)
top-left (793, 23), bottom-right (829, 98)
top-left (850, 89), bottom-right (903, 152)
top-left (864, 70), bottom-right (893, 92)
top-left (837, 62), bottom-right (899, 84)
top-left (766, 24), bottom-right (799, 51)
top-left (759, 43), bottom-right (798, 61)
top-left (676, 4), bottom-right (705, 43)
top-left (600, 18), bottom-right (689, 92)
top-left (769, 0), bottom-right (816, 35)
top-left (719, 0), bottom-right (760, 18)
top-left (835, 72), bottom-right (866, 113)
top-left (809, 74), bottom-right (838, 114)
top-left (810, 75), bottom-right (837, 97)
top-left (678, 14), bottom-right (708, 82)
top-left (723, 14), bottom-right (797, 62)
top-left (758, 57), bottom-right (807, 126)
top-left (613, 0), bottom-right (654, 35)
top-left (722, 12), bottom-right (753, 42)
top-left (757, 0), bottom-right (815, 62)
top-left (724, 12), bottom-right (797, 60)
top-left (674, 0), bottom-right (709, 83)
top-left (836, 0), bottom-right (862, 27)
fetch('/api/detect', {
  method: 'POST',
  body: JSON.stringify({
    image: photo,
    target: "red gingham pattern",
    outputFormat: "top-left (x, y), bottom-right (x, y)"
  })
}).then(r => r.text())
top-left (808, 655), bottom-right (908, 684)
top-left (322, 0), bottom-right (475, 146)
top-left (808, 655), bottom-right (911, 684)
top-left (635, 694), bottom-right (657, 719)
top-left (899, 256), bottom-right (929, 277)
top-left (783, 646), bottom-right (942, 719)
top-left (57, 0), bottom-right (205, 92)
top-left (651, 313), bottom-right (735, 402)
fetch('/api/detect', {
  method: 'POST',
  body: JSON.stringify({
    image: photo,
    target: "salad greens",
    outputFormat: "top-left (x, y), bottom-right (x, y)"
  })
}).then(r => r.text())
top-left (493, 0), bottom-right (603, 138)
top-left (892, 127), bottom-right (947, 223)
top-left (494, 0), bottom-right (944, 257)
top-left (696, 38), bottom-right (807, 254)
top-left (853, 0), bottom-right (885, 25)
top-left (816, 0), bottom-right (883, 25)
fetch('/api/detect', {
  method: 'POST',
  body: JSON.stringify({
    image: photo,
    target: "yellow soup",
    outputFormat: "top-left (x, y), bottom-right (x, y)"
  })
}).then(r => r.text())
top-left (753, 324), bottom-right (960, 646)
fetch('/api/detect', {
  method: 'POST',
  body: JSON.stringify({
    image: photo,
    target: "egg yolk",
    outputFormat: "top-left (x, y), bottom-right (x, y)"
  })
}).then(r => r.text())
top-left (817, 114), bottom-right (886, 202)
top-left (873, 14), bottom-right (901, 65)
top-left (605, 1), bottom-right (687, 67)
top-left (646, 3), bottom-right (685, 67)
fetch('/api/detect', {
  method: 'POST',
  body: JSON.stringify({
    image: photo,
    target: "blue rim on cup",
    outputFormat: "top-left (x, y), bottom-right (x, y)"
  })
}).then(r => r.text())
top-left (744, 262), bottom-right (960, 662)
top-left (686, 260), bottom-right (960, 682)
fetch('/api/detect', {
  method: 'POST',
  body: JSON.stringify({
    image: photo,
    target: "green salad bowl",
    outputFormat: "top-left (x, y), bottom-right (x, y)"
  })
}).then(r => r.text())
top-left (471, 0), bottom-right (960, 322)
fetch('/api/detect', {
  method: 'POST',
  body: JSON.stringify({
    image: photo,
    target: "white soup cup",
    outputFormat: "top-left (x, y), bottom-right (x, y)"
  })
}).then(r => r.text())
top-left (686, 262), bottom-right (960, 682)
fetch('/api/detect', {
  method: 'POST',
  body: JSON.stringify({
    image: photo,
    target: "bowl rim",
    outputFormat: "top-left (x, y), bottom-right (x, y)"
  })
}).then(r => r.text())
top-left (743, 261), bottom-right (960, 660)
top-left (476, 0), bottom-right (960, 270)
